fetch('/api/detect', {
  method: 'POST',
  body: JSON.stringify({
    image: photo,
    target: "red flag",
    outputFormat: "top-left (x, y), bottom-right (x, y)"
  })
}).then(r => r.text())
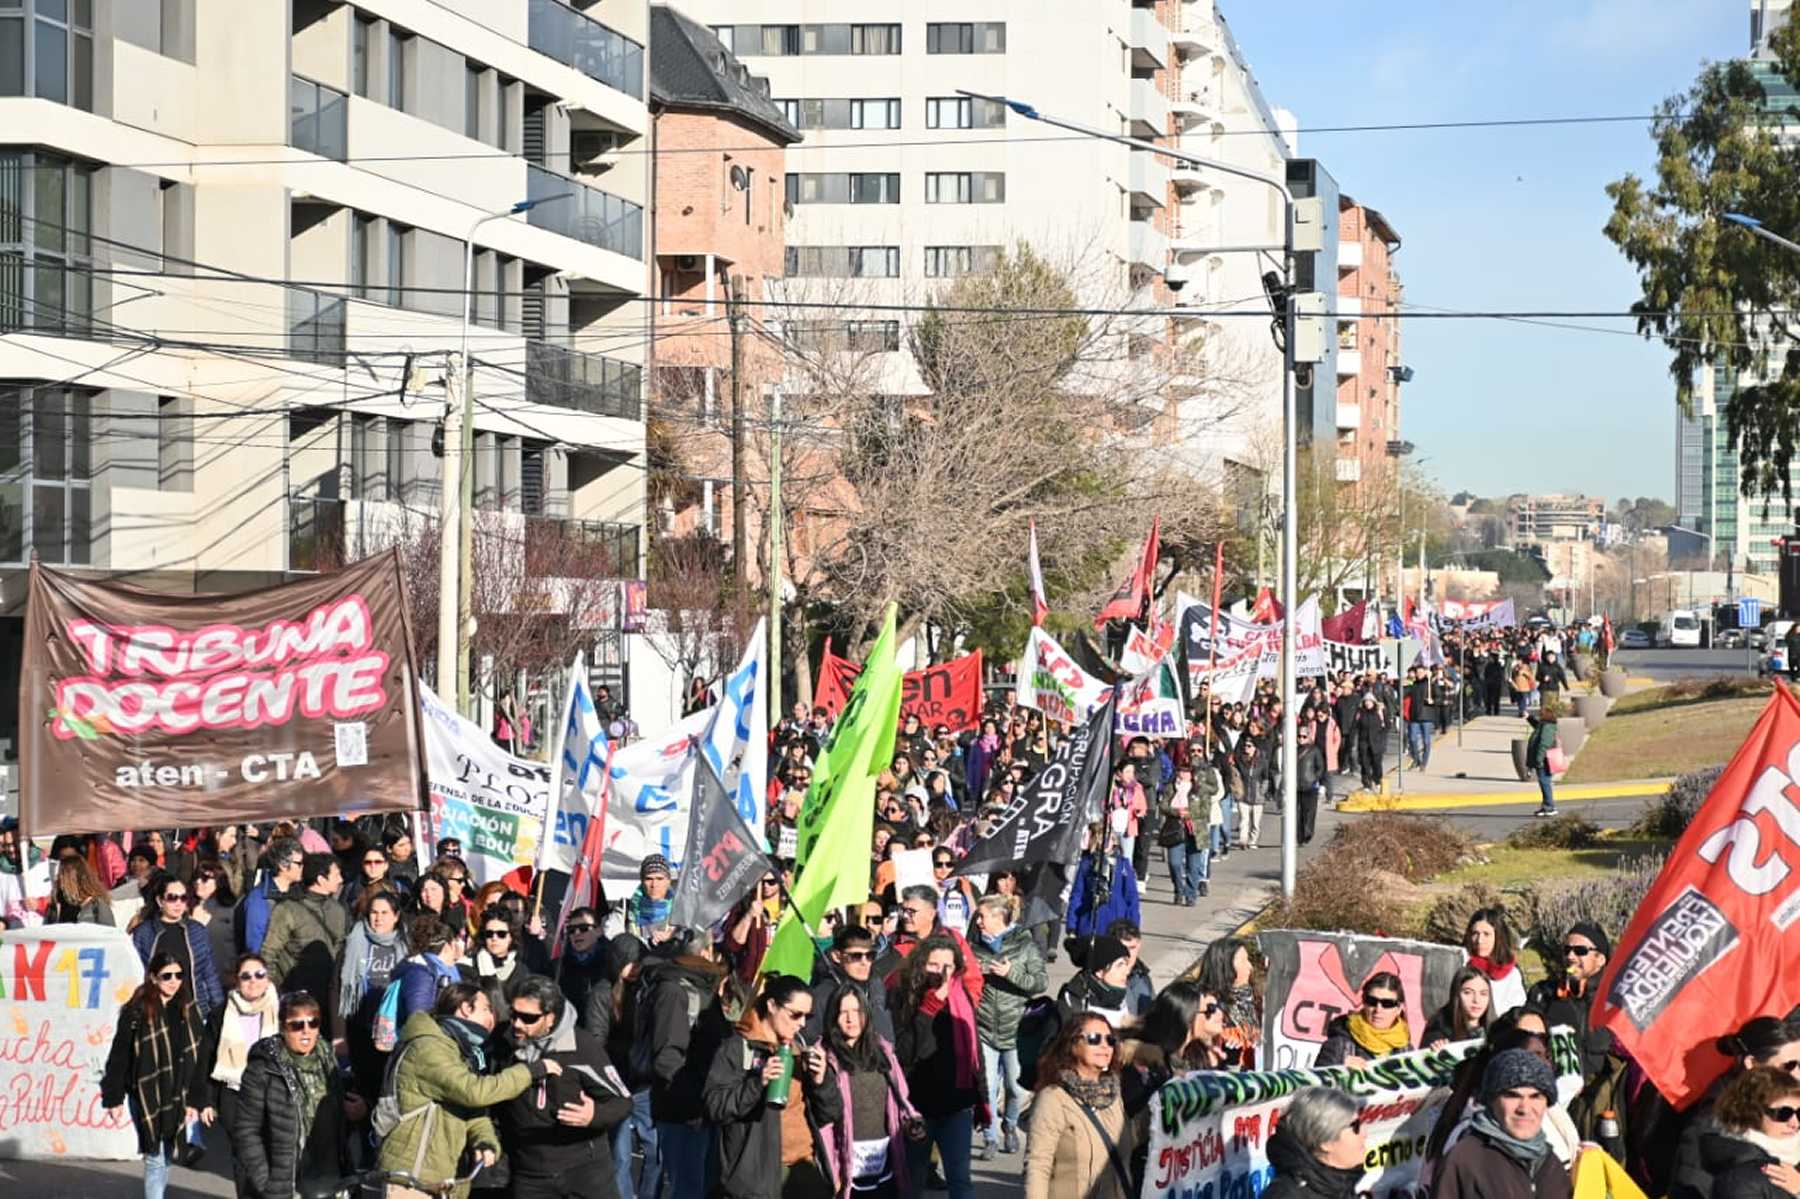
top-left (1095, 516), bottom-right (1161, 629)
top-left (1322, 600), bottom-right (1369, 644)
top-left (1250, 586), bottom-right (1284, 625)
top-left (1028, 520), bottom-right (1049, 627)
top-left (1601, 614), bottom-right (1617, 655)
top-left (1590, 685), bottom-right (1800, 1108)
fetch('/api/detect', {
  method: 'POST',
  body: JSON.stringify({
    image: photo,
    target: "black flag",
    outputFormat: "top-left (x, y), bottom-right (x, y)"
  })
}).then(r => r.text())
top-left (953, 696), bottom-right (1115, 926)
top-left (668, 752), bottom-right (773, 931)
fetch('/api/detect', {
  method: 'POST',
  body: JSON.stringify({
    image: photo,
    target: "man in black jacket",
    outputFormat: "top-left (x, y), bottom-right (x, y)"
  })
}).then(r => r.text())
top-left (640, 931), bottom-right (731, 1199)
top-left (496, 975), bottom-right (633, 1199)
top-left (802, 924), bottom-right (894, 1043)
top-left (1526, 920), bottom-right (1614, 1080)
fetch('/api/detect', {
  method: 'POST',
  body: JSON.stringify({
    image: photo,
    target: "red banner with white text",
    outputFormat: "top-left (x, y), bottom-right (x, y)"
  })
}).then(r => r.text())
top-left (1591, 685), bottom-right (1800, 1109)
top-left (814, 646), bottom-right (984, 732)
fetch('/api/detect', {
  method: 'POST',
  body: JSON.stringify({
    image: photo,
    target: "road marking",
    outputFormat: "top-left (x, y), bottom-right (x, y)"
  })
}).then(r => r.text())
top-left (1335, 779), bottom-right (1672, 812)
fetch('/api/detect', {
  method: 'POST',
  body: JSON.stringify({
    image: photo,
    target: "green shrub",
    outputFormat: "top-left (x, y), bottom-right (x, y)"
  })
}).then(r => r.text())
top-left (1632, 765), bottom-right (1723, 838)
top-left (1324, 813), bottom-right (1475, 883)
top-left (1259, 847), bottom-right (1406, 936)
top-left (1507, 814), bottom-right (1602, 850)
top-left (1522, 852), bottom-right (1666, 974)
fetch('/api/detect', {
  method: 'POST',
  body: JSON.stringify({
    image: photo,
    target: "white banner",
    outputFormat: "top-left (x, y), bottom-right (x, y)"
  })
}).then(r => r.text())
top-left (1189, 644), bottom-right (1264, 707)
top-left (1434, 597), bottom-right (1517, 631)
top-left (694, 619), bottom-right (770, 849)
top-left (1142, 1033), bottom-right (1585, 1199)
top-left (1119, 625), bottom-right (1161, 676)
top-left (421, 682), bottom-right (551, 886)
top-left (1115, 656), bottom-right (1185, 737)
top-left (597, 710), bottom-right (709, 892)
top-left (538, 655), bottom-right (610, 878)
top-left (0, 925), bottom-right (144, 1159)
top-left (1294, 596), bottom-right (1326, 677)
top-left (1014, 627), bottom-right (1114, 724)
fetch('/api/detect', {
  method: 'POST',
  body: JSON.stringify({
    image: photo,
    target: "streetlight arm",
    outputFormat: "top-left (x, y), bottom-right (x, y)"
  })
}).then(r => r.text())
top-left (1724, 211), bottom-right (1800, 256)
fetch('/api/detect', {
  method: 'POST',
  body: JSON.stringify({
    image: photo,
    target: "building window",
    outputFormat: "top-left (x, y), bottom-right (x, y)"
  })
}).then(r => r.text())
top-left (784, 172), bottom-right (901, 205)
top-left (0, 0), bottom-right (93, 109)
top-left (850, 98), bottom-right (900, 129)
top-left (386, 222), bottom-right (407, 308)
top-left (352, 14), bottom-right (374, 98)
top-left (779, 97), bottom-right (901, 131)
top-left (926, 22), bottom-right (1005, 54)
top-left (925, 172), bottom-right (1005, 204)
top-left (385, 417), bottom-right (407, 502)
top-left (0, 150), bottom-right (94, 334)
top-left (926, 97), bottom-right (1002, 130)
top-left (849, 23), bottom-right (900, 54)
top-left (387, 27), bottom-right (408, 110)
top-left (0, 385), bottom-right (92, 565)
top-left (783, 246), bottom-right (899, 278)
top-left (350, 213), bottom-right (373, 299)
top-left (849, 173), bottom-right (901, 203)
top-left (925, 245), bottom-right (1000, 278)
top-left (290, 74), bottom-right (348, 160)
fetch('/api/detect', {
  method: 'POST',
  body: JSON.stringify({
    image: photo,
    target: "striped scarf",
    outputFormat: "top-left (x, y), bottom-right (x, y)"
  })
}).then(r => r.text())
top-left (132, 1000), bottom-right (204, 1147)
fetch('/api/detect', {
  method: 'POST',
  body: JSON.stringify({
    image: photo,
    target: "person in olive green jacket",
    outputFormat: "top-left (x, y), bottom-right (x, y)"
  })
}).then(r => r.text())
top-left (1526, 706), bottom-right (1561, 818)
top-left (378, 983), bottom-right (559, 1197)
top-left (970, 894), bottom-right (1048, 1160)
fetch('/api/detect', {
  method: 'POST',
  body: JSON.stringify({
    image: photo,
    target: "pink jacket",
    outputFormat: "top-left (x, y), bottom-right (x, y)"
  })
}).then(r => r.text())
top-left (1110, 781), bottom-right (1147, 837)
top-left (818, 1037), bottom-right (920, 1198)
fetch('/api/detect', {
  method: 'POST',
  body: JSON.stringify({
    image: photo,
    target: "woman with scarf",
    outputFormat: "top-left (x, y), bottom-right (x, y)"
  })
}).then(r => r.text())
top-left (1316, 971), bottom-right (1414, 1068)
top-left (1432, 1049), bottom-right (1573, 1199)
top-left (701, 972), bottom-right (842, 1198)
top-left (1195, 937), bottom-right (1261, 1070)
top-left (970, 894), bottom-right (1046, 1161)
top-left (893, 934), bottom-right (986, 1199)
top-left (1670, 1016), bottom-right (1800, 1199)
top-left (1464, 908), bottom-right (1529, 1016)
top-left (1702, 1066), bottom-right (1800, 1199)
top-left (1259, 1087), bottom-right (1367, 1199)
top-left (473, 909), bottom-right (531, 1021)
top-left (1023, 1012), bottom-right (1140, 1199)
top-left (335, 889), bottom-right (408, 1101)
top-left (1158, 762), bottom-right (1214, 906)
top-left (966, 719), bottom-right (1003, 804)
top-left (1423, 967), bottom-right (1495, 1049)
top-left (1119, 981), bottom-right (1231, 1116)
top-left (233, 991), bottom-right (364, 1199)
top-left (103, 950), bottom-right (211, 1199)
top-left (200, 952), bottom-right (281, 1194)
top-left (816, 983), bottom-right (920, 1198)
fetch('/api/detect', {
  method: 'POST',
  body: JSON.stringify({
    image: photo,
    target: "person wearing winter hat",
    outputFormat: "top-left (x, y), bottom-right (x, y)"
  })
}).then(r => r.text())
top-left (619, 855), bottom-right (674, 944)
top-left (1526, 921), bottom-right (1612, 1080)
top-left (1054, 935), bottom-right (1133, 1028)
top-left (1431, 1049), bottom-right (1571, 1199)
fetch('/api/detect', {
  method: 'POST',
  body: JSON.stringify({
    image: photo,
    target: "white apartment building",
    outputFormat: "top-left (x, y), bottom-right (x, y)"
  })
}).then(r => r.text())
top-left (0, 0), bottom-right (653, 743)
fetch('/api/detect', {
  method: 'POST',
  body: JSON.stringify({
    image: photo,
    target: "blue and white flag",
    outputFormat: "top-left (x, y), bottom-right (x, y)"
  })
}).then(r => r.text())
top-left (696, 617), bottom-right (770, 841)
top-left (538, 653), bottom-right (611, 877)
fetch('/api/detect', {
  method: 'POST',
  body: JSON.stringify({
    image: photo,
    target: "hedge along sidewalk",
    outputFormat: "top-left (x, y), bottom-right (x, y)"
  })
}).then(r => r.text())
top-left (1336, 779), bottom-right (1672, 813)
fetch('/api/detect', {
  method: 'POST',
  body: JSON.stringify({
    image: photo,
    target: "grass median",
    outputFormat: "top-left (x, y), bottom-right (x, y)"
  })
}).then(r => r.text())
top-left (1562, 677), bottom-right (1771, 783)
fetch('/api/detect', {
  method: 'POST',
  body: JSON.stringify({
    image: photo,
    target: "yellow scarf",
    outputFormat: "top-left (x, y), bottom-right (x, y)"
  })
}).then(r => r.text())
top-left (1346, 1011), bottom-right (1412, 1056)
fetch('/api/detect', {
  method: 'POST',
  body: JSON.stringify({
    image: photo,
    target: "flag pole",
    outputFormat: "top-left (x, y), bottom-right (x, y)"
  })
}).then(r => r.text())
top-left (534, 653), bottom-right (580, 926)
top-left (1204, 542), bottom-right (1225, 760)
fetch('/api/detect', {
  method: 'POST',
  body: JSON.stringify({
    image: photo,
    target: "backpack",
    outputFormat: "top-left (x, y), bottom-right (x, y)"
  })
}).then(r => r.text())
top-left (371, 1037), bottom-right (429, 1143)
top-left (372, 976), bottom-right (404, 1053)
top-left (626, 970), bottom-right (705, 1089)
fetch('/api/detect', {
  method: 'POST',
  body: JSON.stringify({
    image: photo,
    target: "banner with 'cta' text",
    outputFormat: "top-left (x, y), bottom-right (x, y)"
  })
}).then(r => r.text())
top-left (0, 925), bottom-right (144, 1160)
top-left (814, 645), bottom-right (983, 732)
top-left (20, 552), bottom-right (427, 835)
top-left (1142, 1032), bottom-right (1585, 1199)
top-left (421, 682), bottom-right (550, 887)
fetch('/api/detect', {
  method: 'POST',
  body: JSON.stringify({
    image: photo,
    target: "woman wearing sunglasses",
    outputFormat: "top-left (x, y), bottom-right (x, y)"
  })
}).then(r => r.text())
top-left (233, 991), bottom-right (367, 1199)
top-left (1670, 1016), bottom-right (1800, 1199)
top-left (1120, 981), bottom-right (1232, 1111)
top-left (1023, 1012), bottom-right (1141, 1199)
top-left (1259, 1087), bottom-right (1367, 1199)
top-left (101, 950), bottom-right (211, 1199)
top-left (1701, 1066), bottom-right (1800, 1199)
top-left (129, 874), bottom-right (225, 1019)
top-left (1315, 972), bottom-right (1414, 1069)
top-left (200, 952), bottom-right (281, 1190)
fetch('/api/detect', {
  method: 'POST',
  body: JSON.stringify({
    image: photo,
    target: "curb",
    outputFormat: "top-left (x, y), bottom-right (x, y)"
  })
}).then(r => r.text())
top-left (1334, 779), bottom-right (1673, 812)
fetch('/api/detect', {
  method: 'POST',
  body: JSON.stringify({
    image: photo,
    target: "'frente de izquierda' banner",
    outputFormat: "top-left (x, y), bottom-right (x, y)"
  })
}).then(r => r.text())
top-left (20, 553), bottom-right (426, 835)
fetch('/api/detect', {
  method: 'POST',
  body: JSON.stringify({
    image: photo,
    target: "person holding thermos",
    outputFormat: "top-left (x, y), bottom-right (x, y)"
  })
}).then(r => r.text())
top-left (703, 974), bottom-right (844, 1198)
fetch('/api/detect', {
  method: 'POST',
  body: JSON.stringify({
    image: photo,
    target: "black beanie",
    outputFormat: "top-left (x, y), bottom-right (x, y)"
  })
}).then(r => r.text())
top-left (1567, 920), bottom-right (1611, 959)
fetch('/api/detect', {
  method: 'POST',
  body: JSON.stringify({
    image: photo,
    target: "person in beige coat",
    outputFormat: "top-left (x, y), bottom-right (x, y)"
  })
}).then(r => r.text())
top-left (1024, 1011), bottom-right (1143, 1199)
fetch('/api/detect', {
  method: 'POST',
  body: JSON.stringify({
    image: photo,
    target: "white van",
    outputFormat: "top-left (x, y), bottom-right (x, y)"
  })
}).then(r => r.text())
top-left (1659, 609), bottom-right (1702, 648)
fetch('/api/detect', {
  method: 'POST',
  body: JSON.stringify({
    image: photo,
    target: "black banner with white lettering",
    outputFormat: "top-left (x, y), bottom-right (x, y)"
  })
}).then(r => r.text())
top-left (668, 753), bottom-right (773, 931)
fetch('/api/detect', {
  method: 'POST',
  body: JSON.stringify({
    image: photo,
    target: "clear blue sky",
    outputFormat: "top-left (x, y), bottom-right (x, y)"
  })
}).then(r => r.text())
top-left (1222, 0), bottom-right (1745, 507)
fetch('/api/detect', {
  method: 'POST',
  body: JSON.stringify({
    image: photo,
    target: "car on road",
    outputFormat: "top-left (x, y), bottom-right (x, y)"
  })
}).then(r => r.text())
top-left (1618, 628), bottom-right (1651, 650)
top-left (1718, 628), bottom-right (1745, 649)
top-left (1749, 627), bottom-right (1769, 650)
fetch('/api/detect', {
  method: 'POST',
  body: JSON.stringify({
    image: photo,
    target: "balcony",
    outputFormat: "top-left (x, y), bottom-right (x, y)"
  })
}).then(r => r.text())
top-left (526, 340), bottom-right (643, 420)
top-left (1335, 458), bottom-right (1362, 483)
top-left (1128, 78), bottom-right (1168, 137)
top-left (290, 497), bottom-right (346, 573)
top-left (289, 291), bottom-right (345, 364)
top-left (1171, 89), bottom-right (1216, 126)
top-left (1128, 8), bottom-right (1169, 69)
top-left (527, 164), bottom-right (644, 260)
top-left (1170, 23), bottom-right (1215, 57)
top-left (1337, 347), bottom-right (1362, 378)
top-left (290, 75), bottom-right (347, 161)
top-left (1336, 402), bottom-right (1361, 431)
top-left (527, 0), bottom-right (645, 100)
top-left (1171, 161), bottom-right (1206, 192)
top-left (1127, 219), bottom-right (1168, 270)
top-left (1127, 152), bottom-right (1169, 205)
top-left (1338, 240), bottom-right (1363, 272)
top-left (525, 517), bottom-right (640, 580)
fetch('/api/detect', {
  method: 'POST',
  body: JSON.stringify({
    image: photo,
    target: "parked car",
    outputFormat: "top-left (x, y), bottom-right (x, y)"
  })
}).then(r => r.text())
top-left (1749, 628), bottom-right (1769, 650)
top-left (1719, 628), bottom-right (1745, 649)
top-left (1618, 628), bottom-right (1652, 650)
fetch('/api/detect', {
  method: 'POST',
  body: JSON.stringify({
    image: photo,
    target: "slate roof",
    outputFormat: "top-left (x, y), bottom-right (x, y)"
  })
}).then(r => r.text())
top-left (650, 6), bottom-right (803, 145)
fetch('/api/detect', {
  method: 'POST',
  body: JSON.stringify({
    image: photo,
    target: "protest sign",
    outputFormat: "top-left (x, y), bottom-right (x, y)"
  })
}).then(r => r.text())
top-left (538, 655), bottom-right (611, 879)
top-left (1120, 625), bottom-right (1162, 675)
top-left (1116, 656), bottom-right (1185, 737)
top-left (421, 682), bottom-right (550, 886)
top-left (893, 847), bottom-right (935, 895)
top-left (1324, 639), bottom-right (1387, 676)
top-left (596, 709), bottom-right (708, 890)
top-left (20, 552), bottom-right (426, 834)
top-left (1142, 1032), bottom-right (1585, 1199)
top-left (1256, 929), bottom-right (1468, 1070)
top-left (1433, 598), bottom-right (1517, 630)
top-left (1015, 628), bottom-right (1113, 724)
top-left (0, 925), bottom-right (144, 1159)
top-left (815, 646), bottom-right (984, 732)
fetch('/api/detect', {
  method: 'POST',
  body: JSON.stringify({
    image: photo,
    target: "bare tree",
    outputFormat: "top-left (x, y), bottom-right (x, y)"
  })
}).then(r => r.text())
top-left (642, 531), bottom-right (758, 711)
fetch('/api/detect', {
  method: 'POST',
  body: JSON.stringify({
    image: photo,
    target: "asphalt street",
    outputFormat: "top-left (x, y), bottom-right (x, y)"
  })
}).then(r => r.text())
top-left (1611, 645), bottom-right (1761, 680)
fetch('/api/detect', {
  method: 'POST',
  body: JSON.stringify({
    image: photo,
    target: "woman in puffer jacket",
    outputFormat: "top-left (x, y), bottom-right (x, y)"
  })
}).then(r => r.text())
top-left (1699, 1067), bottom-right (1800, 1199)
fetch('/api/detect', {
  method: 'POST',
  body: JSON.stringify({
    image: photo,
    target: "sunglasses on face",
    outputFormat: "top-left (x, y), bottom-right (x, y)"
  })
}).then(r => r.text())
top-left (781, 1004), bottom-right (813, 1021)
top-left (483, 929), bottom-right (511, 940)
top-left (1082, 1031), bottom-right (1119, 1047)
top-left (162, 893), bottom-right (188, 903)
top-left (157, 970), bottom-right (184, 981)
top-left (1363, 996), bottom-right (1401, 1010)
top-left (364, 858), bottom-right (386, 867)
top-left (1563, 944), bottom-right (1596, 957)
top-left (566, 924), bottom-right (597, 935)
top-left (284, 1017), bottom-right (320, 1031)
top-left (840, 950), bottom-right (874, 962)
top-left (1766, 1106), bottom-right (1800, 1123)
top-left (238, 969), bottom-right (268, 981)
top-left (933, 859), bottom-right (953, 869)
top-left (510, 1007), bottom-right (546, 1024)
top-left (1199, 1002), bottom-right (1222, 1018)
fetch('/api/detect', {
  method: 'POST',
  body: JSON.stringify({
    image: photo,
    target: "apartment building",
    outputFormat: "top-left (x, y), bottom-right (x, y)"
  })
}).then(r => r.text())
top-left (0, 0), bottom-right (654, 743)
top-left (1334, 196), bottom-right (1403, 485)
top-left (1505, 493), bottom-right (1605, 546)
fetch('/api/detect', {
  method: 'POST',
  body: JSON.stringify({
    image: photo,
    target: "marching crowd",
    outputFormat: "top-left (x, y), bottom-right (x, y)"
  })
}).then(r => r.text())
top-left (2, 615), bottom-right (1791, 1199)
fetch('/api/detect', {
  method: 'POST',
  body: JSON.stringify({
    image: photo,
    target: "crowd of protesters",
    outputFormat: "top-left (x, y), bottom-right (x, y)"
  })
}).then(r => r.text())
top-left (6, 613), bottom-right (1795, 1199)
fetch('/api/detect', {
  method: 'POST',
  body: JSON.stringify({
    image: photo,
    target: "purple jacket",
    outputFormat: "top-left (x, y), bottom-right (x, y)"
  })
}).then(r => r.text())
top-left (818, 1037), bottom-right (919, 1199)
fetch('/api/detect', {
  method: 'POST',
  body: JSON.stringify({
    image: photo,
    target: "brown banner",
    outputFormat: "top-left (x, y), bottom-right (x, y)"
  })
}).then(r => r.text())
top-left (19, 551), bottom-right (427, 835)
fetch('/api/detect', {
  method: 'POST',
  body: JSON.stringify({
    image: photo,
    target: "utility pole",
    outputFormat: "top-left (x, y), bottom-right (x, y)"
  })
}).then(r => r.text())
top-left (456, 348), bottom-right (477, 715)
top-left (726, 273), bottom-right (748, 581)
top-left (768, 386), bottom-right (784, 732)
top-left (436, 352), bottom-right (463, 704)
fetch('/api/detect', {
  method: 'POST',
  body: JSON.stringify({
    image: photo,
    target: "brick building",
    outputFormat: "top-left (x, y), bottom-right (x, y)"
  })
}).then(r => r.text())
top-left (1334, 196), bottom-right (1404, 486)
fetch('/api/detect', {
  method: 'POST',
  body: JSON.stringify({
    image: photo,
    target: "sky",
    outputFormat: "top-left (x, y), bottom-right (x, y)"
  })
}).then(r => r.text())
top-left (1221, 0), bottom-right (1746, 507)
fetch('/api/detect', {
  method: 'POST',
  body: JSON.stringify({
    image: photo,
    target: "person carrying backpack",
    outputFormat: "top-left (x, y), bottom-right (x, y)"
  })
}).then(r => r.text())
top-left (638, 929), bottom-right (733, 1199)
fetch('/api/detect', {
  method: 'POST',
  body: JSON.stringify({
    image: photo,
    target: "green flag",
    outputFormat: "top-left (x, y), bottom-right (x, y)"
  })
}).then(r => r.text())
top-left (763, 605), bottom-right (902, 976)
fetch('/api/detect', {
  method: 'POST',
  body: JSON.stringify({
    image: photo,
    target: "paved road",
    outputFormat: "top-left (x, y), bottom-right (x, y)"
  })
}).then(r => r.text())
top-left (1612, 645), bottom-right (1758, 680)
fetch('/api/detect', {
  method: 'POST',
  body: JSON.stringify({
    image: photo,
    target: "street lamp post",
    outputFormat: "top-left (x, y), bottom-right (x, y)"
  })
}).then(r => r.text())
top-left (439, 194), bottom-right (570, 716)
top-left (958, 90), bottom-right (1305, 896)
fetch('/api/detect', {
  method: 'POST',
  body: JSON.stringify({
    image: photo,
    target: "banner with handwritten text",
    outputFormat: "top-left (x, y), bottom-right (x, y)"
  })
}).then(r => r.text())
top-left (421, 682), bottom-right (551, 886)
top-left (0, 925), bottom-right (143, 1159)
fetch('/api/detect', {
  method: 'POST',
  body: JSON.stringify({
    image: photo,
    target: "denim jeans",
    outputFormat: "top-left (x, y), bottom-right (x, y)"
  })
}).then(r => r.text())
top-left (143, 1144), bottom-right (172, 1199)
top-left (1214, 792), bottom-right (1234, 851)
top-left (655, 1120), bottom-right (715, 1199)
top-left (907, 1108), bottom-right (974, 1199)
top-left (980, 1043), bottom-right (1024, 1143)
top-left (1167, 836), bottom-right (1208, 901)
top-left (1536, 765), bottom-right (1557, 811)
top-left (1118, 833), bottom-right (1136, 866)
top-left (1406, 721), bottom-right (1433, 768)
top-left (611, 1089), bottom-right (660, 1199)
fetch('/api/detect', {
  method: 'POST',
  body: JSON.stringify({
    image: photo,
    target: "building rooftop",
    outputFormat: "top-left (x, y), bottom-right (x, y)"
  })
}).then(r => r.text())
top-left (650, 6), bottom-right (802, 145)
